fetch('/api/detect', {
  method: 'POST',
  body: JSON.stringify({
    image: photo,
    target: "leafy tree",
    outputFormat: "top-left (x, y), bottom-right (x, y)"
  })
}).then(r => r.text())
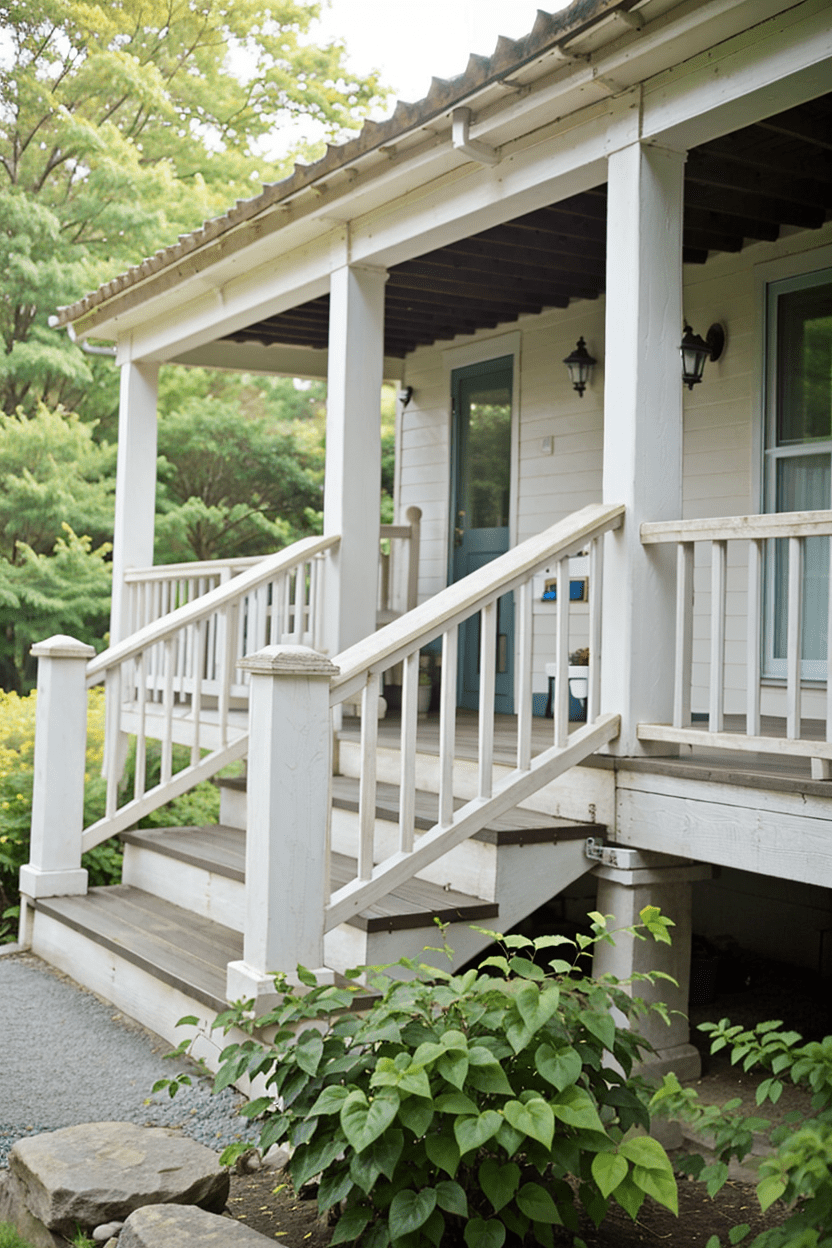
top-left (0, 0), bottom-right (387, 417)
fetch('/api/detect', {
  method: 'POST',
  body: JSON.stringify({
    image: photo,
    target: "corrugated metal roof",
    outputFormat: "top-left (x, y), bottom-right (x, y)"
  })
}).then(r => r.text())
top-left (53, 0), bottom-right (637, 329)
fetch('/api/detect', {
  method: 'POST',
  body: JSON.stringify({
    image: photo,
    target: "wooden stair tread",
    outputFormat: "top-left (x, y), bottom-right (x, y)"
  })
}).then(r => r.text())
top-left (34, 886), bottom-right (240, 1013)
top-left (330, 776), bottom-right (601, 844)
top-left (120, 826), bottom-right (497, 932)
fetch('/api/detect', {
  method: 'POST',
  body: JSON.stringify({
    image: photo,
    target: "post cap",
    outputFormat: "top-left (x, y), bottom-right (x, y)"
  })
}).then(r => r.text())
top-left (30, 635), bottom-right (97, 660)
top-left (237, 644), bottom-right (340, 678)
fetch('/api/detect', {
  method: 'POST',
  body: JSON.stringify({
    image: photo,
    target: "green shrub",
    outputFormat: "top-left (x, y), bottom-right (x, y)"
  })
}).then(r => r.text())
top-left (181, 908), bottom-right (680, 1248)
top-left (651, 1019), bottom-right (832, 1247)
top-left (0, 1222), bottom-right (36, 1248)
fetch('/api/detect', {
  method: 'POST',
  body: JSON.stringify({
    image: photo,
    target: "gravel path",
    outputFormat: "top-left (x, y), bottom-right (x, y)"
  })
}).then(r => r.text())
top-left (0, 951), bottom-right (258, 1166)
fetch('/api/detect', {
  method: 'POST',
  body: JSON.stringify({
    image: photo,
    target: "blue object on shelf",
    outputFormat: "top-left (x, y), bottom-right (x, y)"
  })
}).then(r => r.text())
top-left (541, 578), bottom-right (587, 602)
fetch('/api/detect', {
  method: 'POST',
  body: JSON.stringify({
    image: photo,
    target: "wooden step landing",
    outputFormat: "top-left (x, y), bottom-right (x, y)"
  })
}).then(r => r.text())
top-left (34, 886), bottom-right (240, 1014)
top-left (120, 826), bottom-right (499, 934)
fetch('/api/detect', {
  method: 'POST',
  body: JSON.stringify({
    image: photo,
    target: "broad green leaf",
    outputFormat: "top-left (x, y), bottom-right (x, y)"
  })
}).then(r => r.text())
top-left (308, 1085), bottom-right (350, 1116)
top-left (399, 1066), bottom-right (432, 1098)
top-left (551, 1086), bottom-right (605, 1133)
top-left (398, 1096), bottom-right (434, 1139)
top-left (579, 1009), bottom-right (616, 1052)
top-left (341, 1089), bottom-right (400, 1153)
top-left (757, 1175), bottom-right (787, 1213)
top-left (440, 1029), bottom-right (469, 1051)
top-left (349, 1148), bottom-right (382, 1196)
top-left (466, 1062), bottom-right (515, 1096)
top-left (295, 1029), bottom-right (324, 1076)
top-left (454, 1111), bottom-right (503, 1156)
top-left (591, 1151), bottom-right (628, 1199)
top-left (516, 1182), bottom-right (561, 1224)
top-left (496, 1118), bottom-right (525, 1158)
top-left (436, 1091), bottom-right (480, 1115)
top-left (436, 1179), bottom-right (468, 1218)
top-left (363, 1222), bottom-right (391, 1248)
top-left (729, 1225), bottom-right (751, 1245)
top-left (639, 905), bottom-right (674, 944)
top-left (425, 1131), bottom-right (461, 1178)
top-left (632, 1165), bottom-right (678, 1215)
top-left (412, 1041), bottom-right (447, 1066)
top-left (612, 1173), bottom-right (645, 1221)
top-left (508, 956), bottom-right (546, 980)
top-left (535, 1042), bottom-right (582, 1092)
top-left (503, 1098), bottom-right (555, 1150)
top-left (464, 1218), bottom-right (507, 1248)
top-left (619, 1135), bottom-right (674, 1174)
top-left (388, 1187), bottom-right (437, 1238)
top-left (479, 1158), bottom-right (520, 1213)
top-left (438, 1050), bottom-right (469, 1089)
top-left (422, 1208), bottom-right (446, 1247)
top-left (515, 983), bottom-right (560, 1032)
top-left (318, 1165), bottom-right (354, 1214)
top-left (290, 1136), bottom-right (345, 1190)
top-left (330, 1204), bottom-right (373, 1245)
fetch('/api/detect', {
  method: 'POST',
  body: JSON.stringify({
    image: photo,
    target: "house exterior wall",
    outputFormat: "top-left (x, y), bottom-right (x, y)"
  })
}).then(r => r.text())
top-left (397, 220), bottom-right (832, 716)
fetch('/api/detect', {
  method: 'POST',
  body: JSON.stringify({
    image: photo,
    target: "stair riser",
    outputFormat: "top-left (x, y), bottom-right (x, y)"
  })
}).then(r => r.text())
top-left (122, 844), bottom-right (244, 931)
top-left (330, 808), bottom-right (498, 899)
top-left (337, 741), bottom-right (615, 826)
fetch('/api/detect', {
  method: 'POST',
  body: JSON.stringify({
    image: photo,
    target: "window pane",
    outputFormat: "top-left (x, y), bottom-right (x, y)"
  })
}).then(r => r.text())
top-left (776, 282), bottom-right (832, 445)
top-left (772, 454), bottom-right (830, 661)
top-left (463, 387), bottom-right (512, 529)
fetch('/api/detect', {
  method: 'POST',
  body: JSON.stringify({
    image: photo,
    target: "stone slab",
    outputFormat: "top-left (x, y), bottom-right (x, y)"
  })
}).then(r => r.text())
top-left (0, 1170), bottom-right (66, 1248)
top-left (9, 1121), bottom-right (230, 1235)
top-left (119, 1203), bottom-right (277, 1246)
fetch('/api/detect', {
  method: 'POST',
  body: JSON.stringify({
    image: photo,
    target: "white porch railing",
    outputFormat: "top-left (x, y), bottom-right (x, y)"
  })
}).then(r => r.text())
top-left (378, 506), bottom-right (422, 624)
top-left (323, 503), bottom-right (625, 930)
top-left (81, 533), bottom-right (340, 851)
top-left (638, 509), bottom-right (832, 777)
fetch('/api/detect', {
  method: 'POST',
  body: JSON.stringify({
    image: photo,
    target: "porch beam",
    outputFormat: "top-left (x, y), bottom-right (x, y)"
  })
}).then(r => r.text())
top-left (323, 263), bottom-right (387, 656)
top-left (601, 141), bottom-right (685, 756)
top-left (111, 361), bottom-right (159, 644)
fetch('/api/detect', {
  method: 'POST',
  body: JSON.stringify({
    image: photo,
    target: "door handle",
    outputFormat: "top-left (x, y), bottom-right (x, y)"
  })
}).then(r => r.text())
top-left (454, 509), bottom-right (466, 547)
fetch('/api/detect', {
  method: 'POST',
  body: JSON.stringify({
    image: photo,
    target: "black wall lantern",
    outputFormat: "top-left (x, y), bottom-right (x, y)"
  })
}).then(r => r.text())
top-left (563, 337), bottom-right (596, 397)
top-left (680, 322), bottom-right (725, 390)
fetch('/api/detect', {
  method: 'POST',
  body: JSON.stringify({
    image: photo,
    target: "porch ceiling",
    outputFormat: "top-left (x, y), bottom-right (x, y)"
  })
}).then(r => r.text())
top-left (224, 93), bottom-right (832, 360)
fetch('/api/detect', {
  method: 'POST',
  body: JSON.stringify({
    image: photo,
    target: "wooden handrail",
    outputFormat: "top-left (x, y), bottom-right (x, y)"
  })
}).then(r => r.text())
top-left (87, 533), bottom-right (340, 682)
top-left (641, 509), bottom-right (832, 544)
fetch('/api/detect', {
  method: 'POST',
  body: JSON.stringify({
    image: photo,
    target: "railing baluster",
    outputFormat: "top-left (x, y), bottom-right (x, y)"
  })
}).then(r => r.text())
top-left (190, 620), bottom-right (204, 766)
top-left (134, 653), bottom-right (147, 800)
top-left (281, 572), bottom-right (291, 642)
top-left (161, 638), bottom-right (175, 784)
top-left (516, 580), bottom-right (533, 770)
top-left (746, 538), bottom-right (763, 738)
top-left (439, 627), bottom-right (458, 828)
top-left (554, 553), bottom-right (570, 748)
top-left (219, 603), bottom-right (236, 748)
top-left (293, 567), bottom-right (303, 642)
top-left (786, 535), bottom-right (803, 739)
top-left (104, 667), bottom-right (121, 819)
top-left (588, 535), bottom-right (604, 724)
top-left (358, 673), bottom-right (380, 880)
top-left (709, 540), bottom-right (727, 733)
top-left (674, 542), bottom-right (694, 729)
top-left (398, 651), bottom-right (419, 854)
top-left (815, 534), bottom-right (832, 779)
top-left (478, 602), bottom-right (497, 799)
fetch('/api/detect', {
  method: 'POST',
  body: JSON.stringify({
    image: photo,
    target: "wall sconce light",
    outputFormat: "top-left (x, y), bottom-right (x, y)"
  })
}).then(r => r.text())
top-left (563, 337), bottom-right (596, 398)
top-left (680, 322), bottom-right (725, 390)
top-left (398, 385), bottom-right (414, 408)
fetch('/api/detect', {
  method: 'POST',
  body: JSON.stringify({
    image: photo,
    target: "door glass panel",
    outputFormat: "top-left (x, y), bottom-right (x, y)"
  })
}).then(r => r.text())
top-left (463, 385), bottom-right (512, 529)
top-left (764, 274), bottom-right (832, 679)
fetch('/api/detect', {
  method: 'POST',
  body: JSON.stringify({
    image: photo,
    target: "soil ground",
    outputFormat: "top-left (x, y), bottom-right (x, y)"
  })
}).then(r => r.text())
top-left (222, 954), bottom-right (829, 1246)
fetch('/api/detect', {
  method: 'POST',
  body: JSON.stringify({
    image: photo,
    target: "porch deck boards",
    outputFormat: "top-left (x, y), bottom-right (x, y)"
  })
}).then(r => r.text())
top-left (34, 885), bottom-right (240, 1014)
top-left (346, 710), bottom-right (828, 789)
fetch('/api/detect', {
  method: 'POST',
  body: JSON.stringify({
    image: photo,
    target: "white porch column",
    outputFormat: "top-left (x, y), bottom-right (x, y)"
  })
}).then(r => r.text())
top-left (601, 142), bottom-right (685, 754)
top-left (111, 360), bottom-right (159, 643)
top-left (226, 645), bottom-right (338, 1012)
top-left (323, 264), bottom-right (387, 656)
top-left (592, 849), bottom-right (711, 1081)
top-left (19, 635), bottom-right (95, 901)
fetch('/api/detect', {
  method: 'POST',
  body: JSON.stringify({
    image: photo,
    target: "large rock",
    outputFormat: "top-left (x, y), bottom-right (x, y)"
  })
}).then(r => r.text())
top-left (9, 1122), bottom-right (230, 1235)
top-left (0, 1170), bottom-right (65, 1248)
top-left (119, 1203), bottom-right (276, 1246)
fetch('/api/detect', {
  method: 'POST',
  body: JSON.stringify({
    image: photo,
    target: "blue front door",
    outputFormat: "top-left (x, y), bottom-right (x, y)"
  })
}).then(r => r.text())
top-left (450, 357), bottom-right (514, 713)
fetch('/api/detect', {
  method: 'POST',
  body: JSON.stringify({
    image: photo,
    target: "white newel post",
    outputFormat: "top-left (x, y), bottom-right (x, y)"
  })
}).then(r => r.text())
top-left (19, 636), bottom-right (95, 904)
top-left (111, 360), bottom-right (159, 644)
top-left (226, 645), bottom-right (339, 1011)
top-left (601, 141), bottom-right (685, 754)
top-left (592, 849), bottom-right (711, 1081)
top-left (323, 264), bottom-right (387, 657)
